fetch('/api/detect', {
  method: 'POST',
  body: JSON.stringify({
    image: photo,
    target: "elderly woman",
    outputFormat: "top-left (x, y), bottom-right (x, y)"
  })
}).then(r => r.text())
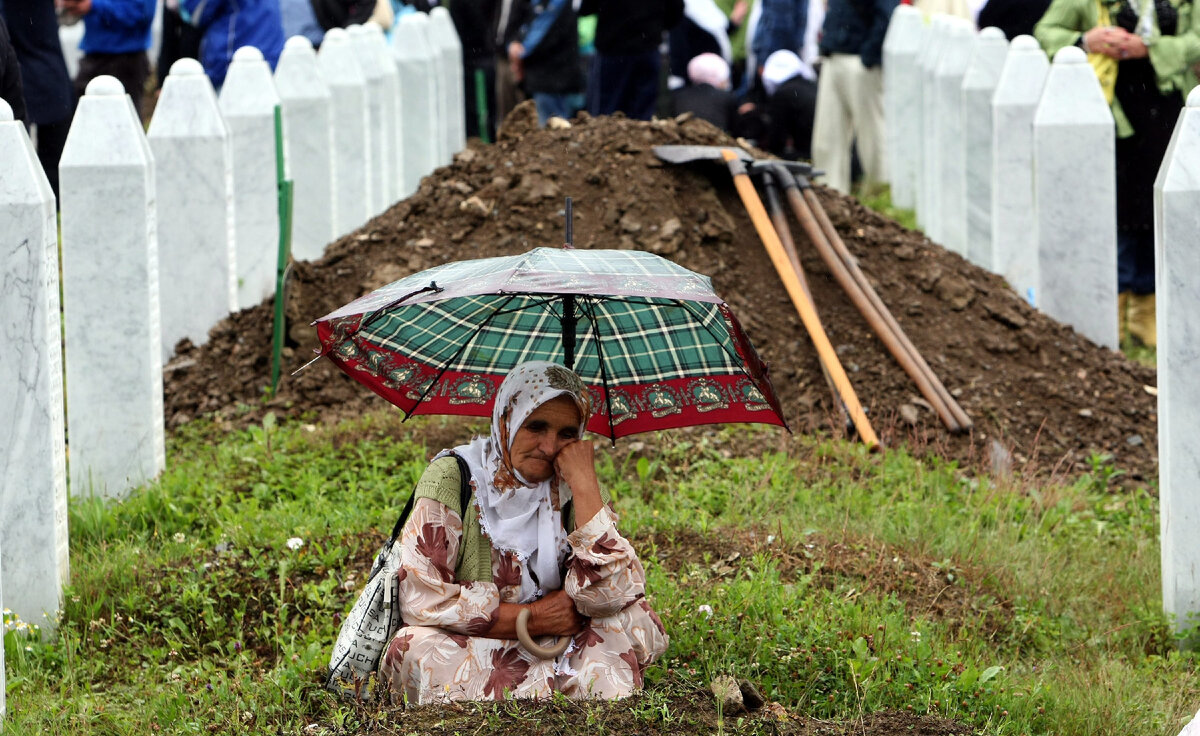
top-left (379, 361), bottom-right (668, 703)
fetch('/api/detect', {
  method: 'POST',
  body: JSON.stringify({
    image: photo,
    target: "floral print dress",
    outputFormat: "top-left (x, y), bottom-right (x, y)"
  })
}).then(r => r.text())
top-left (378, 492), bottom-right (668, 704)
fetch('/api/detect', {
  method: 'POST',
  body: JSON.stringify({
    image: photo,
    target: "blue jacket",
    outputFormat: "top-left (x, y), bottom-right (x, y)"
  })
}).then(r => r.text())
top-left (751, 0), bottom-right (807, 67)
top-left (181, 0), bottom-right (285, 88)
top-left (817, 0), bottom-right (897, 68)
top-left (79, 0), bottom-right (156, 55)
top-left (1, 0), bottom-right (74, 124)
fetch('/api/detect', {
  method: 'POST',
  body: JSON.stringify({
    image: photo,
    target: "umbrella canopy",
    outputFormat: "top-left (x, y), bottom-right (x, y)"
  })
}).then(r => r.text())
top-left (312, 247), bottom-right (787, 439)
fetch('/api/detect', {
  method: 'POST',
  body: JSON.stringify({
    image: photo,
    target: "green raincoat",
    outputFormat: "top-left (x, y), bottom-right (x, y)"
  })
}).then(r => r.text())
top-left (1034, 0), bottom-right (1200, 136)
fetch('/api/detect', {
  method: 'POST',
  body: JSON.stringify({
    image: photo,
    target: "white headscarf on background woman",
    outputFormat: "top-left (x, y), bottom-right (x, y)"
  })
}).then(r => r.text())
top-left (438, 361), bottom-right (592, 604)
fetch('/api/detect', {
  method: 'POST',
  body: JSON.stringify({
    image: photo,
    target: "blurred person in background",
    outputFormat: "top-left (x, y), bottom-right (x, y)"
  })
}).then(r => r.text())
top-left (508, 0), bottom-right (585, 126)
top-left (669, 51), bottom-right (739, 129)
top-left (810, 0), bottom-right (898, 194)
top-left (179, 0), bottom-right (285, 89)
top-left (2, 0), bottom-right (74, 199)
top-left (762, 48), bottom-right (817, 159)
top-left (975, 0), bottom-right (1052, 38)
top-left (668, 0), bottom-right (733, 89)
top-left (580, 0), bottom-right (683, 120)
top-left (58, 0), bottom-right (155, 112)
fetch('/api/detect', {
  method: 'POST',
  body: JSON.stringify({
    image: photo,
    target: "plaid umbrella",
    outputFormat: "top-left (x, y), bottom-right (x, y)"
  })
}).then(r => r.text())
top-left (312, 247), bottom-right (787, 439)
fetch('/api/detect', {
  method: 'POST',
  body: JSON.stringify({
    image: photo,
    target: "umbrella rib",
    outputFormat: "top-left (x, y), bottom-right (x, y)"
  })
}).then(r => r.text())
top-left (580, 298), bottom-right (619, 443)
top-left (406, 293), bottom-right (521, 416)
top-left (673, 299), bottom-right (761, 382)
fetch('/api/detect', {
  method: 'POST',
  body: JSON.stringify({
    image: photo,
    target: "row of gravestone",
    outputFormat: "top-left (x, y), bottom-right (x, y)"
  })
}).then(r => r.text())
top-left (884, 8), bottom-right (1116, 347)
top-left (0, 11), bottom-right (467, 717)
top-left (883, 5), bottom-right (1200, 636)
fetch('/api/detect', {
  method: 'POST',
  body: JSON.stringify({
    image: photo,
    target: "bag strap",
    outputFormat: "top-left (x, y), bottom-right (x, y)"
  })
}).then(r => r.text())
top-left (385, 453), bottom-right (472, 546)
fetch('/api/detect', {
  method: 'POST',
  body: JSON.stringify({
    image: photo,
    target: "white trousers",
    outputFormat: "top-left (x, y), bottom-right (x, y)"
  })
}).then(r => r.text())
top-left (810, 54), bottom-right (887, 195)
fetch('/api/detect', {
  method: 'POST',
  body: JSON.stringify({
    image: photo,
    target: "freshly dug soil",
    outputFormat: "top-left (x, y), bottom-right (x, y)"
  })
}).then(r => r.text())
top-left (163, 102), bottom-right (1157, 483)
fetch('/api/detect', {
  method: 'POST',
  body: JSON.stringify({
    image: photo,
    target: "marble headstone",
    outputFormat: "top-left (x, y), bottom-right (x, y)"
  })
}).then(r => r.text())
top-left (1034, 46), bottom-right (1117, 349)
top-left (961, 27), bottom-right (1008, 270)
top-left (60, 76), bottom-right (165, 499)
top-left (318, 28), bottom-right (372, 236)
top-left (392, 14), bottom-right (440, 196)
top-left (0, 550), bottom-right (4, 721)
top-left (992, 35), bottom-right (1049, 304)
top-left (0, 99), bottom-right (69, 634)
top-left (932, 17), bottom-right (975, 255)
top-left (348, 24), bottom-right (392, 215)
top-left (275, 36), bottom-right (335, 261)
top-left (148, 58), bottom-right (236, 363)
top-left (219, 46), bottom-right (281, 310)
top-left (1155, 87), bottom-right (1200, 634)
top-left (882, 4), bottom-right (924, 209)
top-left (916, 14), bottom-right (952, 237)
top-left (366, 23), bottom-right (405, 205)
top-left (428, 6), bottom-right (466, 162)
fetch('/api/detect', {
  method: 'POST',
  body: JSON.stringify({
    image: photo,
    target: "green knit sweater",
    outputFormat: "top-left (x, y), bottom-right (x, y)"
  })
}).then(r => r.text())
top-left (412, 456), bottom-right (612, 585)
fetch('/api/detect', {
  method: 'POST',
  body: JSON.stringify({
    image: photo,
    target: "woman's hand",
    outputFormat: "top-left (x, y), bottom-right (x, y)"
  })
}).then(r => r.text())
top-left (528, 589), bottom-right (585, 637)
top-left (1114, 33), bottom-right (1149, 59)
top-left (1084, 26), bottom-right (1137, 59)
top-left (554, 440), bottom-right (604, 527)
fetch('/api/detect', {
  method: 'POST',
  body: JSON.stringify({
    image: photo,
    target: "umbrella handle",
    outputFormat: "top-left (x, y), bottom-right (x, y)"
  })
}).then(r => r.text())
top-left (515, 608), bottom-right (572, 659)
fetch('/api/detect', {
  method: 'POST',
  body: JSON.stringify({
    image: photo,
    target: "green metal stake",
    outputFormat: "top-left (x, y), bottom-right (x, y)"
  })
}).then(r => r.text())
top-left (270, 105), bottom-right (294, 396)
top-left (474, 67), bottom-right (490, 144)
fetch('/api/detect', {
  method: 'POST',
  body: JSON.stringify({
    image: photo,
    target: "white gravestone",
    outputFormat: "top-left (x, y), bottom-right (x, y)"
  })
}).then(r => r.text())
top-left (882, 4), bottom-right (924, 209)
top-left (0, 99), bottom-right (70, 634)
top-left (428, 6), bottom-right (466, 162)
top-left (1155, 87), bottom-right (1200, 635)
top-left (275, 36), bottom-right (335, 261)
top-left (916, 14), bottom-right (951, 237)
top-left (992, 35), bottom-right (1049, 305)
top-left (60, 76), bottom-right (165, 499)
top-left (366, 23), bottom-right (405, 205)
top-left (148, 58), bottom-right (236, 362)
top-left (932, 17), bottom-right (975, 255)
top-left (318, 28), bottom-right (372, 237)
top-left (1, 552), bottom-right (4, 722)
top-left (393, 13), bottom-right (440, 195)
top-left (961, 27), bottom-right (1008, 270)
top-left (348, 24), bottom-right (392, 216)
top-left (1034, 45), bottom-right (1117, 349)
top-left (219, 46), bottom-right (281, 311)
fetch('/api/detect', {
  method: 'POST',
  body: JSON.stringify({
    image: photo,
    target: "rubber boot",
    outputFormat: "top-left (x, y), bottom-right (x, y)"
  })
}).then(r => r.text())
top-left (1118, 292), bottom-right (1131, 344)
top-left (1127, 293), bottom-right (1157, 348)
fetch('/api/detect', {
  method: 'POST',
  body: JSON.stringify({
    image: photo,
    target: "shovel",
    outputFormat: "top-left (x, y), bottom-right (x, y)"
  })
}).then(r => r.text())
top-left (655, 145), bottom-right (879, 449)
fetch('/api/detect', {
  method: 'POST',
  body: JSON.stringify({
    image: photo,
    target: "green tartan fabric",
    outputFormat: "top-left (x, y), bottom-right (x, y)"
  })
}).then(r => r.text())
top-left (355, 294), bottom-right (742, 389)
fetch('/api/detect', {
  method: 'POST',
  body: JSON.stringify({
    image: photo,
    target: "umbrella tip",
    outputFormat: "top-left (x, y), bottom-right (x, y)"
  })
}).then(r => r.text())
top-left (563, 197), bottom-right (574, 249)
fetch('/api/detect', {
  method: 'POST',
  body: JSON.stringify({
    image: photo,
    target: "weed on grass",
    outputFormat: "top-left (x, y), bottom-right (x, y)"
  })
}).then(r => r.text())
top-left (2, 413), bottom-right (1196, 735)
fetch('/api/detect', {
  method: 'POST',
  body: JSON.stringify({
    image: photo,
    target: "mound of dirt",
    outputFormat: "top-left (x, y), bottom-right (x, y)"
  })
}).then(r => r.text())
top-left (163, 103), bottom-right (1157, 482)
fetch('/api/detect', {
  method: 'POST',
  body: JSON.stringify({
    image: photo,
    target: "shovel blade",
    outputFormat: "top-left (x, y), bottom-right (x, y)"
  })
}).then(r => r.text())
top-left (652, 144), bottom-right (753, 165)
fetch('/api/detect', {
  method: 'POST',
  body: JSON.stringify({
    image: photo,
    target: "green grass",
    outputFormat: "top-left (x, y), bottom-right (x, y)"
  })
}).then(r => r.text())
top-left (3, 413), bottom-right (1195, 734)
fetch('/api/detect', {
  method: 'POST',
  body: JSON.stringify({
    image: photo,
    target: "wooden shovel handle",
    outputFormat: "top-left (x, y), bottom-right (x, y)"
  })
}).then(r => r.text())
top-left (720, 149), bottom-right (879, 449)
top-left (515, 608), bottom-right (571, 659)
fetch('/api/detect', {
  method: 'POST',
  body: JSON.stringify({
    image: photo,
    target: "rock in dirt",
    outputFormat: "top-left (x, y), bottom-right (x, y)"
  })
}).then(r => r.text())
top-left (710, 674), bottom-right (745, 715)
top-left (738, 679), bottom-right (765, 711)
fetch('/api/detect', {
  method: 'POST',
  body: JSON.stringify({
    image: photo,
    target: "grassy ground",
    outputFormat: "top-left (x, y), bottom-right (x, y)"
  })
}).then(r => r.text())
top-left (2, 410), bottom-right (1194, 735)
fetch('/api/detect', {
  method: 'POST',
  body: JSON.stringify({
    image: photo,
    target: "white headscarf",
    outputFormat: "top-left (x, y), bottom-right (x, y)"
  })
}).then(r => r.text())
top-left (688, 52), bottom-right (732, 90)
top-left (439, 361), bottom-right (592, 604)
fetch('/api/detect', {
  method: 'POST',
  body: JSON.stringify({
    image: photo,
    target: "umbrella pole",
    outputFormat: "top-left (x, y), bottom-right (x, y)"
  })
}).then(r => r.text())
top-left (719, 149), bottom-right (879, 449)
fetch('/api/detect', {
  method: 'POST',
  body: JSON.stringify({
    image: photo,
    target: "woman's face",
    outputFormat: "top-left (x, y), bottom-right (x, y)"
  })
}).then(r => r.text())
top-left (510, 395), bottom-right (581, 483)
